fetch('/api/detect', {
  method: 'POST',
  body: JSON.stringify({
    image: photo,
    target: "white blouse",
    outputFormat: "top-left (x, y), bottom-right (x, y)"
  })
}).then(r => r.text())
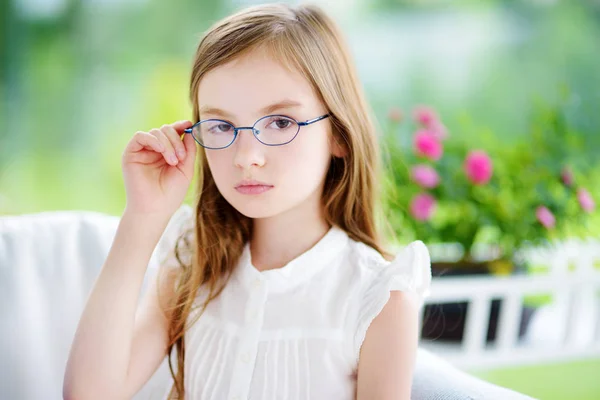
top-left (155, 204), bottom-right (432, 400)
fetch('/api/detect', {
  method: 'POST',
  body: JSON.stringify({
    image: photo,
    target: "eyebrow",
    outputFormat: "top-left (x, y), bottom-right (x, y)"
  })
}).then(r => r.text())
top-left (199, 99), bottom-right (304, 119)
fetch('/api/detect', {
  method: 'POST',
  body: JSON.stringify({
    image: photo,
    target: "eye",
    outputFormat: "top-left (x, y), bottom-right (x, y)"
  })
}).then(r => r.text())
top-left (208, 122), bottom-right (233, 134)
top-left (266, 117), bottom-right (294, 130)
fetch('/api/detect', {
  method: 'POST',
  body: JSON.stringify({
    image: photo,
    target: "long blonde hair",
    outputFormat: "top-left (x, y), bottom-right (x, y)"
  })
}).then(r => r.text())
top-left (160, 3), bottom-right (394, 398)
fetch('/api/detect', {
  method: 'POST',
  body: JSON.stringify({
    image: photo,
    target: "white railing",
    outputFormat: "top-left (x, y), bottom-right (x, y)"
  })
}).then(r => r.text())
top-left (418, 238), bottom-right (600, 370)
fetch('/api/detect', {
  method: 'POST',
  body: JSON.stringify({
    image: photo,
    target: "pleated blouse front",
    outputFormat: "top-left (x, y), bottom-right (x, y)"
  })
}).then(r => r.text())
top-left (157, 205), bottom-right (432, 400)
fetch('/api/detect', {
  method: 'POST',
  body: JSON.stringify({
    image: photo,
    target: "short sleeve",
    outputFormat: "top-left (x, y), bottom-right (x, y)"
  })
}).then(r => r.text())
top-left (153, 203), bottom-right (194, 270)
top-left (353, 240), bottom-right (432, 359)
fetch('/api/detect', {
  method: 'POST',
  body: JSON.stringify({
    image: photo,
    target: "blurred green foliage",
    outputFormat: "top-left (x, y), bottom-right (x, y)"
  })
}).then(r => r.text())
top-left (0, 0), bottom-right (599, 225)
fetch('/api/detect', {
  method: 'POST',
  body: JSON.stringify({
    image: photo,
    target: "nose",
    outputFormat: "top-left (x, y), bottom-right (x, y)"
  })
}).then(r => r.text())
top-left (233, 127), bottom-right (266, 169)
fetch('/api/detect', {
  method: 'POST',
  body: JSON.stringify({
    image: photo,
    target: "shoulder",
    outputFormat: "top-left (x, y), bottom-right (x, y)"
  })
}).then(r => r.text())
top-left (348, 238), bottom-right (431, 296)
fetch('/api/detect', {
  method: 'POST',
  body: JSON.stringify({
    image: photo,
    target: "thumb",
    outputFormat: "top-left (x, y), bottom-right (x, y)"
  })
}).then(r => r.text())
top-left (181, 129), bottom-right (198, 174)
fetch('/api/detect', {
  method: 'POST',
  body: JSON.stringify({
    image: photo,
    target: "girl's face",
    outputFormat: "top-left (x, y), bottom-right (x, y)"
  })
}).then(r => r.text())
top-left (198, 47), bottom-right (341, 219)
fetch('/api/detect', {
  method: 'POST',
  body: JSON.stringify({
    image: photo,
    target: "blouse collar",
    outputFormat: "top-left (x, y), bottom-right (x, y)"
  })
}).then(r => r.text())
top-left (235, 224), bottom-right (349, 292)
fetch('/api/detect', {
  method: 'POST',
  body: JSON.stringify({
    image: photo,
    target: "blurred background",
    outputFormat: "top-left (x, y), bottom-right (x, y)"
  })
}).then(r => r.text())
top-left (1, 0), bottom-right (599, 399)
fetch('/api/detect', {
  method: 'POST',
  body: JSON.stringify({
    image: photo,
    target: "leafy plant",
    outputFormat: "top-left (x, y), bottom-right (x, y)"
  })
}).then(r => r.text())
top-left (382, 98), bottom-right (597, 262)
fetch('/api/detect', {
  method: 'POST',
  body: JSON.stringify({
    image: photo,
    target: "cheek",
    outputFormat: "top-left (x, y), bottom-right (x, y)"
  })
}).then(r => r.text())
top-left (205, 152), bottom-right (233, 187)
top-left (276, 132), bottom-right (331, 185)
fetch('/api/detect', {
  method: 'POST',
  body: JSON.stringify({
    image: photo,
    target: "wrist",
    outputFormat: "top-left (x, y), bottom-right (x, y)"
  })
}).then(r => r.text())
top-left (120, 208), bottom-right (173, 239)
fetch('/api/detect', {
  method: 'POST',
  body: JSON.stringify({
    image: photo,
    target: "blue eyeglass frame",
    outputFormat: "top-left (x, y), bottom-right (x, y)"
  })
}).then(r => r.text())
top-left (183, 113), bottom-right (331, 149)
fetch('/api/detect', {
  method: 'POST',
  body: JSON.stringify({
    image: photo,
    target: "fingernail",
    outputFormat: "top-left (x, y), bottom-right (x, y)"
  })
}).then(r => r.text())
top-left (169, 155), bottom-right (178, 164)
top-left (177, 149), bottom-right (186, 160)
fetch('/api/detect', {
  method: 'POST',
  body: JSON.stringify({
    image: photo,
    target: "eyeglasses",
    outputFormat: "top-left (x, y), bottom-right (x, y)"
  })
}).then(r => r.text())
top-left (183, 113), bottom-right (331, 149)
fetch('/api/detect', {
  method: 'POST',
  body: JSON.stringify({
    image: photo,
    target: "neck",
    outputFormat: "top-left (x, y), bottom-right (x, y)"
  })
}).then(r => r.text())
top-left (249, 202), bottom-right (330, 272)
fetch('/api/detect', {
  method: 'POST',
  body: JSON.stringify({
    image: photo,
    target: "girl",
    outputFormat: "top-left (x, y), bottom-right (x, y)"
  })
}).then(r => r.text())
top-left (64, 3), bottom-right (431, 400)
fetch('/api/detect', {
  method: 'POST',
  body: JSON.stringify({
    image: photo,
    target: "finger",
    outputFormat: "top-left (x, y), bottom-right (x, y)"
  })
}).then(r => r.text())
top-left (149, 128), bottom-right (178, 165)
top-left (168, 120), bottom-right (194, 161)
top-left (181, 130), bottom-right (198, 172)
top-left (129, 150), bottom-right (162, 164)
top-left (129, 131), bottom-right (165, 153)
top-left (171, 120), bottom-right (194, 132)
top-left (161, 124), bottom-right (187, 161)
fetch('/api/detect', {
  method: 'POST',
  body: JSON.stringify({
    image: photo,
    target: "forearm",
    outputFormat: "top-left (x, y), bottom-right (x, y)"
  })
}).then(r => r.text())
top-left (63, 210), bottom-right (171, 399)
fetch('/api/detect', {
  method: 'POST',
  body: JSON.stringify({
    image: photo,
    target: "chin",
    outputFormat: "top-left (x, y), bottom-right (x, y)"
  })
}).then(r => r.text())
top-left (235, 207), bottom-right (280, 219)
top-left (223, 190), bottom-right (284, 219)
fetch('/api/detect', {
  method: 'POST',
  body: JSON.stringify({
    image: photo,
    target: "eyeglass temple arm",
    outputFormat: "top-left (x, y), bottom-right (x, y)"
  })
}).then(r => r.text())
top-left (298, 114), bottom-right (331, 126)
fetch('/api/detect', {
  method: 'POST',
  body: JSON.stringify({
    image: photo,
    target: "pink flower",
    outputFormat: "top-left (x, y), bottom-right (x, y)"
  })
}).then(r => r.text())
top-left (414, 130), bottom-right (443, 161)
top-left (428, 120), bottom-right (449, 140)
top-left (411, 165), bottom-right (440, 189)
top-left (577, 188), bottom-right (595, 213)
top-left (410, 193), bottom-right (436, 221)
top-left (412, 105), bottom-right (449, 140)
top-left (388, 107), bottom-right (403, 122)
top-left (536, 206), bottom-right (556, 229)
top-left (560, 166), bottom-right (574, 187)
top-left (464, 150), bottom-right (493, 185)
top-left (413, 105), bottom-right (438, 127)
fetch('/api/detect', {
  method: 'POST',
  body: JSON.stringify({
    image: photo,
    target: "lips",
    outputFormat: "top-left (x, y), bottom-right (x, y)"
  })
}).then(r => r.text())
top-left (234, 179), bottom-right (273, 195)
top-left (235, 179), bottom-right (272, 188)
top-left (235, 185), bottom-right (273, 195)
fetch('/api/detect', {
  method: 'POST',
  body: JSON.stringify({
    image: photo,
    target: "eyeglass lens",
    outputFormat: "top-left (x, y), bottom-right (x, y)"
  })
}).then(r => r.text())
top-left (192, 115), bottom-right (299, 148)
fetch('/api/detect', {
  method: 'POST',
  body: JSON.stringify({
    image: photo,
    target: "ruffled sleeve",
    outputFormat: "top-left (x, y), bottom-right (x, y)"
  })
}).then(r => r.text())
top-left (153, 203), bottom-right (194, 270)
top-left (353, 240), bottom-right (432, 359)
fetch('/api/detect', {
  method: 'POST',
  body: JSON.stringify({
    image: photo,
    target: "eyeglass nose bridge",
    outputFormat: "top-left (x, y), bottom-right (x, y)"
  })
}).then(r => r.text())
top-left (233, 126), bottom-right (262, 139)
top-left (233, 126), bottom-right (259, 134)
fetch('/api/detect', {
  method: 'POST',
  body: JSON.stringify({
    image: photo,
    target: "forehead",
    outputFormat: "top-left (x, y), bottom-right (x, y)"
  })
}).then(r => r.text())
top-left (197, 47), bottom-right (321, 118)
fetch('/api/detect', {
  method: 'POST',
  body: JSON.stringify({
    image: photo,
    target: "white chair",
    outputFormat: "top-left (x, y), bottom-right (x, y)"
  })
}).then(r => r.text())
top-left (0, 209), bottom-right (536, 399)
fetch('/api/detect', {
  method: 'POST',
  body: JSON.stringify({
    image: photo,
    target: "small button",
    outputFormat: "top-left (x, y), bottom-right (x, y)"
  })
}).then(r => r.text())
top-left (253, 278), bottom-right (263, 288)
top-left (240, 352), bottom-right (250, 363)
